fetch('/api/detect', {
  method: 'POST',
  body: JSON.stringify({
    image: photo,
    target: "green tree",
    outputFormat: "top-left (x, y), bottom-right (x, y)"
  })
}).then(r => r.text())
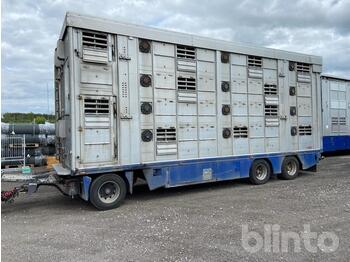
top-left (34, 116), bottom-right (46, 124)
top-left (1, 113), bottom-right (55, 123)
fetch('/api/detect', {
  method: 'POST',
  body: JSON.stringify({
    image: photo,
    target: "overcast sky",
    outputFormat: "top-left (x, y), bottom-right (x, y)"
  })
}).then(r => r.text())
top-left (2, 0), bottom-right (350, 113)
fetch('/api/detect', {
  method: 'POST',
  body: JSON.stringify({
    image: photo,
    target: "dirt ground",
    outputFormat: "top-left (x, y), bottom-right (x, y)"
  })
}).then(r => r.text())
top-left (1, 155), bottom-right (350, 262)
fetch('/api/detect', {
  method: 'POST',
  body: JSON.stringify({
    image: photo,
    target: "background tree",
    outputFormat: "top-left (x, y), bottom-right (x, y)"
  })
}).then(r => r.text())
top-left (1, 113), bottom-right (55, 123)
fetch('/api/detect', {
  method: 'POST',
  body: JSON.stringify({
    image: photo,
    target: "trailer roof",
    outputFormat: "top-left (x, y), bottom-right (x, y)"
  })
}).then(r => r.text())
top-left (321, 74), bottom-right (350, 82)
top-left (60, 12), bottom-right (322, 65)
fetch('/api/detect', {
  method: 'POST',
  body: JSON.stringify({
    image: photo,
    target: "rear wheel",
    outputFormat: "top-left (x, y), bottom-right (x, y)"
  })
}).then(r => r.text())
top-left (279, 156), bottom-right (300, 180)
top-left (89, 174), bottom-right (127, 210)
top-left (249, 159), bottom-right (271, 185)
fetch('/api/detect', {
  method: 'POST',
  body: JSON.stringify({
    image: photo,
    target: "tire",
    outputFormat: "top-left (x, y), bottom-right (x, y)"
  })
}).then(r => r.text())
top-left (279, 156), bottom-right (300, 180)
top-left (249, 159), bottom-right (271, 185)
top-left (89, 174), bottom-right (127, 210)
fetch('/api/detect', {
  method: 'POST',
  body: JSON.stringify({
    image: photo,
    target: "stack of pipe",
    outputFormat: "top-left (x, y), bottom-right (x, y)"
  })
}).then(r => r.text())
top-left (1, 123), bottom-right (55, 167)
top-left (1, 123), bottom-right (55, 135)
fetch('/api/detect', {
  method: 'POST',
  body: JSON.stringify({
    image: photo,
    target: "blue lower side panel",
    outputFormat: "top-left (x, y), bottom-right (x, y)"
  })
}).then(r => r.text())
top-left (78, 150), bottom-right (321, 200)
top-left (143, 151), bottom-right (321, 190)
top-left (323, 136), bottom-right (350, 153)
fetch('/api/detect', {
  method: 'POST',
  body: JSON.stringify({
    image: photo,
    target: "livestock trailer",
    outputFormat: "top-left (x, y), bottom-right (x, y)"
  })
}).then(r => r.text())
top-left (321, 74), bottom-right (350, 153)
top-left (49, 12), bottom-right (323, 210)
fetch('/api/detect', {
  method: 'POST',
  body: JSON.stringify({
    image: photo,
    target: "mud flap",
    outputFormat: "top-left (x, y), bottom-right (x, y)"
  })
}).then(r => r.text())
top-left (125, 171), bottom-right (134, 194)
top-left (144, 169), bottom-right (166, 190)
top-left (81, 176), bottom-right (91, 201)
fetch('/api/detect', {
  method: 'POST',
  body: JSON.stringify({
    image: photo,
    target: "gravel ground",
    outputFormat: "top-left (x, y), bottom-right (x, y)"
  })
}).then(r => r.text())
top-left (1, 155), bottom-right (350, 262)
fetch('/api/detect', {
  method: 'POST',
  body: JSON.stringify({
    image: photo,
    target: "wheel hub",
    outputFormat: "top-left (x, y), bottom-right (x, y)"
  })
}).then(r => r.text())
top-left (256, 164), bottom-right (267, 180)
top-left (286, 161), bottom-right (297, 175)
top-left (98, 181), bottom-right (120, 204)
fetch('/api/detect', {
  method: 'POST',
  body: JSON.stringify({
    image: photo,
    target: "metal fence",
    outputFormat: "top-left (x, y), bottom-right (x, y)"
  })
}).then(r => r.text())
top-left (1, 135), bottom-right (26, 167)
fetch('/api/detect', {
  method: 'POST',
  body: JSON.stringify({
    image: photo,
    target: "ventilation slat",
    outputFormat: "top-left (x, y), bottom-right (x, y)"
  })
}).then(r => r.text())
top-left (339, 117), bottom-right (346, 125)
top-left (84, 98), bottom-right (110, 115)
top-left (299, 125), bottom-right (312, 136)
top-left (296, 63), bottom-right (310, 74)
top-left (264, 84), bottom-right (278, 95)
top-left (333, 117), bottom-right (346, 126)
top-left (331, 117), bottom-right (339, 125)
top-left (265, 105), bottom-right (278, 116)
top-left (233, 127), bottom-right (248, 138)
top-left (156, 128), bottom-right (177, 142)
top-left (248, 56), bottom-right (262, 68)
top-left (177, 77), bottom-right (196, 91)
top-left (177, 45), bottom-right (196, 60)
top-left (82, 31), bottom-right (108, 50)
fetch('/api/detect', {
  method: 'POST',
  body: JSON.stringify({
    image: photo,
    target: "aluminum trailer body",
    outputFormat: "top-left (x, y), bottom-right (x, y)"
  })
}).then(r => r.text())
top-left (321, 74), bottom-right (350, 153)
top-left (53, 12), bottom-right (323, 209)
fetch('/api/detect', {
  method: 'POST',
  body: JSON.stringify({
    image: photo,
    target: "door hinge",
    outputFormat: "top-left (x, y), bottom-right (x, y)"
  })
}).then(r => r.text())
top-left (74, 49), bottom-right (80, 57)
top-left (113, 102), bottom-right (117, 117)
top-left (111, 44), bottom-right (115, 60)
top-left (78, 126), bottom-right (83, 132)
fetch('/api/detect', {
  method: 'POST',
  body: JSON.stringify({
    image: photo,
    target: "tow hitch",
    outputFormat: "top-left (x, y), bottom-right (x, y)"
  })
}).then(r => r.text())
top-left (1, 171), bottom-right (79, 204)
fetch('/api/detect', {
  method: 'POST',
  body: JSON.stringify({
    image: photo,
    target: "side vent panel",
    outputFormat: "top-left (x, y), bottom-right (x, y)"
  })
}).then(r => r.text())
top-left (82, 31), bottom-right (108, 64)
top-left (156, 127), bottom-right (177, 155)
top-left (264, 84), bottom-right (279, 127)
top-left (233, 126), bottom-right (248, 138)
top-left (299, 125), bottom-right (312, 136)
top-left (177, 76), bottom-right (197, 103)
top-left (176, 45), bottom-right (196, 72)
top-left (84, 98), bottom-right (110, 114)
top-left (248, 56), bottom-right (263, 78)
top-left (264, 84), bottom-right (278, 95)
top-left (296, 63), bottom-right (311, 83)
top-left (177, 45), bottom-right (196, 59)
top-left (82, 96), bottom-right (113, 163)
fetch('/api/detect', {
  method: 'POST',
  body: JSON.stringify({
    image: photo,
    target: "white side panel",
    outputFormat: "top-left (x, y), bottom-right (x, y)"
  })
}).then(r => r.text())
top-left (199, 140), bottom-right (217, 157)
top-left (266, 137), bottom-right (279, 152)
top-left (178, 141), bottom-right (198, 159)
top-left (263, 69), bottom-right (277, 84)
top-left (81, 64), bottom-right (112, 85)
top-left (250, 138), bottom-right (265, 153)
top-left (249, 117), bottom-right (264, 137)
top-left (248, 78), bottom-right (263, 94)
top-left (297, 97), bottom-right (312, 116)
top-left (232, 94), bottom-right (248, 116)
top-left (248, 95), bottom-right (264, 116)
top-left (197, 61), bottom-right (215, 92)
top-left (154, 56), bottom-right (175, 89)
top-left (197, 48), bottom-right (215, 62)
top-left (178, 116), bottom-right (198, 140)
top-left (153, 42), bottom-right (175, 57)
top-left (233, 138), bottom-right (249, 155)
top-left (198, 92), bottom-right (216, 115)
top-left (231, 53), bottom-right (247, 66)
top-left (231, 65), bottom-right (248, 93)
top-left (154, 89), bottom-right (176, 115)
top-left (198, 116), bottom-right (217, 140)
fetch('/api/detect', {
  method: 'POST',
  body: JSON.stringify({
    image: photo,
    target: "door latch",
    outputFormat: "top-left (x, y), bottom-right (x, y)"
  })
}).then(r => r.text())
top-left (280, 115), bottom-right (287, 120)
top-left (118, 54), bottom-right (131, 61)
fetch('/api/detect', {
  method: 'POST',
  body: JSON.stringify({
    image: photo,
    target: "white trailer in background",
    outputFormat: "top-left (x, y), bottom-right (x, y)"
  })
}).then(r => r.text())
top-left (321, 74), bottom-right (350, 152)
top-left (48, 12), bottom-right (323, 210)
